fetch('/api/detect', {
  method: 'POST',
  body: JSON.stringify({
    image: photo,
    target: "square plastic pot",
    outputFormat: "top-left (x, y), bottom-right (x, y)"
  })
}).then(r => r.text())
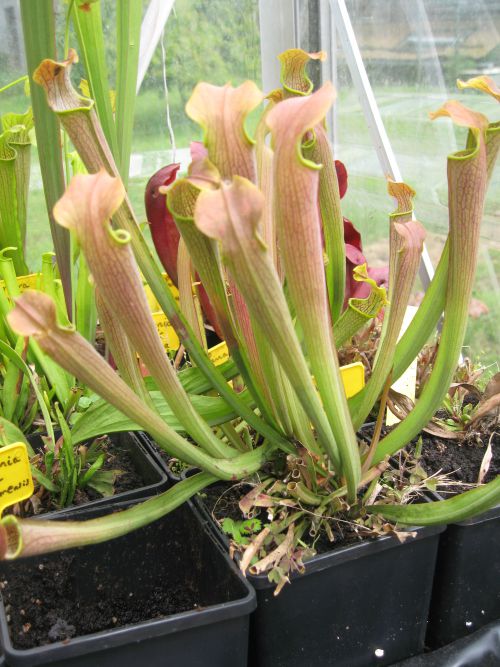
top-left (0, 500), bottom-right (256, 667)
top-left (393, 619), bottom-right (500, 666)
top-left (27, 431), bottom-right (170, 515)
top-left (187, 485), bottom-right (444, 667)
top-left (139, 432), bottom-right (184, 483)
top-left (247, 524), bottom-right (443, 667)
top-left (426, 503), bottom-right (500, 648)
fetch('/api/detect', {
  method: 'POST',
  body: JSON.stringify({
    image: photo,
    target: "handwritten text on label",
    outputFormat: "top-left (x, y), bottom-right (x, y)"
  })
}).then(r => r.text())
top-left (0, 443), bottom-right (34, 514)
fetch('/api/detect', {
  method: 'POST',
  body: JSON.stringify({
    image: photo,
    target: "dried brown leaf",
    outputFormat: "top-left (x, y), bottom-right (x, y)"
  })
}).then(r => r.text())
top-left (249, 524), bottom-right (295, 576)
top-left (239, 481), bottom-right (274, 515)
top-left (484, 373), bottom-right (500, 400)
top-left (469, 392), bottom-right (500, 426)
top-left (478, 433), bottom-right (494, 485)
top-left (239, 526), bottom-right (271, 576)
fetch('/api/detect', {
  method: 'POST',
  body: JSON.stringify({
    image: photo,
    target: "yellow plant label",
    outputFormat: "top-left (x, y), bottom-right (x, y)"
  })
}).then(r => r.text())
top-left (147, 274), bottom-right (182, 353)
top-left (144, 274), bottom-right (179, 312)
top-left (15, 274), bottom-right (41, 292)
top-left (152, 312), bottom-right (180, 353)
top-left (208, 341), bottom-right (230, 367)
top-left (339, 362), bottom-right (365, 398)
top-left (0, 443), bottom-right (34, 515)
top-left (0, 273), bottom-right (42, 295)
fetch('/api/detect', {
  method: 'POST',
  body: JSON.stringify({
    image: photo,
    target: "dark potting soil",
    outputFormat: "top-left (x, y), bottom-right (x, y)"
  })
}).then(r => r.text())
top-left (309, 520), bottom-right (368, 554)
top-left (0, 500), bottom-right (248, 652)
top-left (359, 420), bottom-right (500, 489)
top-left (1, 551), bottom-right (195, 650)
top-left (411, 431), bottom-right (500, 486)
top-left (410, 432), bottom-right (500, 484)
top-left (199, 481), bottom-right (254, 523)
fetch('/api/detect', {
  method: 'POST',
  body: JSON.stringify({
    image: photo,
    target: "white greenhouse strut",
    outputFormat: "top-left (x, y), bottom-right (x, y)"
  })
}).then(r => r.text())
top-left (136, 0), bottom-right (175, 93)
top-left (329, 0), bottom-right (435, 289)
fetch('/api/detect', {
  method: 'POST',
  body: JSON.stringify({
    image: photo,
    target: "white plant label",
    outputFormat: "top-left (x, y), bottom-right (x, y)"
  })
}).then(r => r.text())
top-left (386, 305), bottom-right (418, 426)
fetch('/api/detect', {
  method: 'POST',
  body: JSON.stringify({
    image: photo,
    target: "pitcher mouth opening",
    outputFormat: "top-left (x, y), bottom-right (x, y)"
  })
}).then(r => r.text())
top-left (0, 515), bottom-right (22, 560)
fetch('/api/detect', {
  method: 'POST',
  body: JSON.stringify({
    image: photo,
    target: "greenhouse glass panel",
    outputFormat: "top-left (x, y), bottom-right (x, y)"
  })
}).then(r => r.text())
top-left (316, 0), bottom-right (500, 367)
top-left (0, 0), bottom-right (261, 267)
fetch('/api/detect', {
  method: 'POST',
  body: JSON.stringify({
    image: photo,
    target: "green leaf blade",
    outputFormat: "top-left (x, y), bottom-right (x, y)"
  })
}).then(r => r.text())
top-left (19, 0), bottom-right (71, 309)
top-left (115, 0), bottom-right (142, 186)
top-left (72, 0), bottom-right (119, 158)
top-left (368, 477), bottom-right (500, 525)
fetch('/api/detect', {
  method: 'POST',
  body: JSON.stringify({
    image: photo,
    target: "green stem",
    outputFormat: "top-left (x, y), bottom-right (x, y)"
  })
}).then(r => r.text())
top-left (219, 422), bottom-right (249, 453)
top-left (305, 126), bottom-right (345, 322)
top-left (32, 55), bottom-right (290, 456)
top-left (368, 476), bottom-right (500, 525)
top-left (129, 231), bottom-right (293, 455)
top-left (350, 219), bottom-right (425, 430)
top-left (72, 0), bottom-right (119, 157)
top-left (391, 124), bottom-right (499, 385)
top-left (0, 253), bottom-right (72, 403)
top-left (287, 481), bottom-right (322, 506)
top-left (1, 472), bottom-right (216, 559)
top-left (374, 124), bottom-right (487, 463)
top-left (168, 181), bottom-right (278, 427)
top-left (64, 0), bottom-right (75, 57)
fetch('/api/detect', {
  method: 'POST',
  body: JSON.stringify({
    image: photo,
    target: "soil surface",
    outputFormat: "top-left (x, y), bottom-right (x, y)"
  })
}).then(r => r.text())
top-left (359, 418), bottom-right (500, 491)
top-left (200, 481), bottom-right (254, 522)
top-left (2, 545), bottom-right (197, 650)
top-left (410, 430), bottom-right (500, 486)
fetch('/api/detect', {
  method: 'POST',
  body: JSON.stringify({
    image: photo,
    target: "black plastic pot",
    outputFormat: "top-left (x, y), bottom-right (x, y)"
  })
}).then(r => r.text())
top-left (426, 503), bottom-right (500, 648)
top-left (0, 500), bottom-right (256, 666)
top-left (392, 619), bottom-right (500, 666)
top-left (188, 486), bottom-right (444, 667)
top-left (27, 431), bottom-right (169, 515)
top-left (140, 431), bottom-right (194, 483)
top-left (247, 524), bottom-right (443, 667)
